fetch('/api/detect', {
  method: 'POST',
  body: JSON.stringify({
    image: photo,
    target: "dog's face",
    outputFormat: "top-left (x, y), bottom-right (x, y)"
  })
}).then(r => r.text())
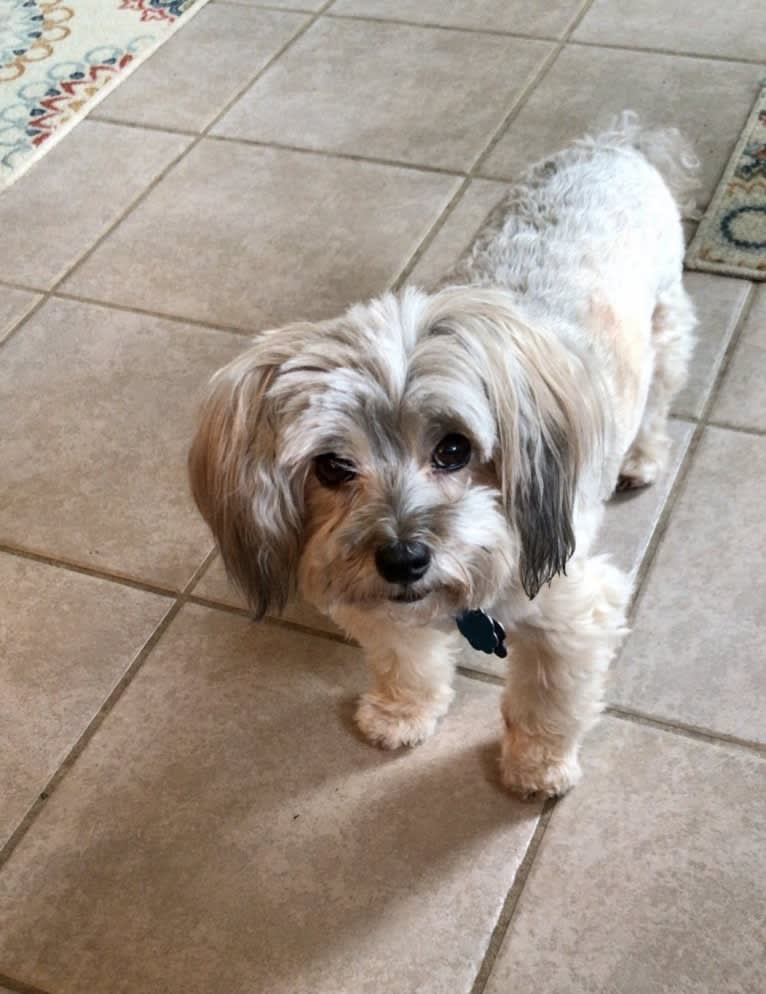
top-left (190, 287), bottom-right (601, 624)
top-left (296, 348), bottom-right (515, 624)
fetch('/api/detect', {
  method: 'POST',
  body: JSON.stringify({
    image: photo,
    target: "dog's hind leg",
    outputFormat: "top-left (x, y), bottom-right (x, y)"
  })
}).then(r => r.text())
top-left (618, 279), bottom-right (696, 491)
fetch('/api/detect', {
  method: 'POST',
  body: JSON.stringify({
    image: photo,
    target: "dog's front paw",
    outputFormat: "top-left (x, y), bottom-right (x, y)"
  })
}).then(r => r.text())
top-left (355, 689), bottom-right (453, 750)
top-left (499, 726), bottom-right (581, 799)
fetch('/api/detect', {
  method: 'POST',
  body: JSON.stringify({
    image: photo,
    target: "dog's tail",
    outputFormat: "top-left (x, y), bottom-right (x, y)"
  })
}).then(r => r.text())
top-left (581, 110), bottom-right (701, 219)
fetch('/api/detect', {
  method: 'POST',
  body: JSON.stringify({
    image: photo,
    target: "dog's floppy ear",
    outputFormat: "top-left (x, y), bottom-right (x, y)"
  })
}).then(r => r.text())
top-left (189, 344), bottom-right (304, 619)
top-left (424, 287), bottom-right (605, 600)
top-left (514, 419), bottom-right (577, 599)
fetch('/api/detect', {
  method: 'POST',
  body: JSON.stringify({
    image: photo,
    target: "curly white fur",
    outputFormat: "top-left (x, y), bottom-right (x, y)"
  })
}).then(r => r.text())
top-left (190, 116), bottom-right (698, 798)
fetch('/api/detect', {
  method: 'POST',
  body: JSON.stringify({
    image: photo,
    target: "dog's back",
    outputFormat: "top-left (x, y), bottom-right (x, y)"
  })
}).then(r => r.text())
top-left (443, 114), bottom-right (698, 334)
top-left (440, 114), bottom-right (698, 489)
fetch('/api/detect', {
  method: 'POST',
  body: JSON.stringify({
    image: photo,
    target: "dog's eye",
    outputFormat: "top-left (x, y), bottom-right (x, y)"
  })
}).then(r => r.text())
top-left (432, 433), bottom-right (471, 472)
top-left (314, 453), bottom-right (357, 487)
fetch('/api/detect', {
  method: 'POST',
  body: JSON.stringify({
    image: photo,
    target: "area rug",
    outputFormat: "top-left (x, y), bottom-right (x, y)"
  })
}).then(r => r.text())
top-left (686, 82), bottom-right (766, 280)
top-left (0, 0), bottom-right (210, 192)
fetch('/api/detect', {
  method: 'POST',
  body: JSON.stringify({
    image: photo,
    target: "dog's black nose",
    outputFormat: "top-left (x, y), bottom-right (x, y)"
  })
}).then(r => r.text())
top-left (375, 540), bottom-right (431, 584)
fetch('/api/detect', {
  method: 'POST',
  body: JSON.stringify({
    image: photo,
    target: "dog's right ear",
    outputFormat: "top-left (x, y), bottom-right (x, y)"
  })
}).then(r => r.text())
top-left (188, 347), bottom-right (303, 619)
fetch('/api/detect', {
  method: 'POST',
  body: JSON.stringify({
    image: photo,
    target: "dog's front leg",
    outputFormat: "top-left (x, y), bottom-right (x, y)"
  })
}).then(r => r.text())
top-left (333, 608), bottom-right (457, 749)
top-left (500, 557), bottom-right (631, 798)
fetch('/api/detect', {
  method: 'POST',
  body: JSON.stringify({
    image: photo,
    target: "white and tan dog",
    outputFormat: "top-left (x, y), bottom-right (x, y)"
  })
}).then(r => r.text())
top-left (189, 115), bottom-right (698, 798)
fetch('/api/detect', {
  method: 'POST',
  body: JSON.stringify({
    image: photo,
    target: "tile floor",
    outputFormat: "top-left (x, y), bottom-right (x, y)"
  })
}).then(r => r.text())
top-left (1, 1), bottom-right (764, 992)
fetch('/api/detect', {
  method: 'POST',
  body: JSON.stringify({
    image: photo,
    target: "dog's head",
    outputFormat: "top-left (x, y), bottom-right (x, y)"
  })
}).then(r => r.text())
top-left (189, 286), bottom-right (604, 623)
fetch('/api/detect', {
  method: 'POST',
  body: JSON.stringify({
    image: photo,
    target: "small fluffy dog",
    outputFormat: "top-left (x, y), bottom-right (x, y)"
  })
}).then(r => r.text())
top-left (190, 115), bottom-right (698, 798)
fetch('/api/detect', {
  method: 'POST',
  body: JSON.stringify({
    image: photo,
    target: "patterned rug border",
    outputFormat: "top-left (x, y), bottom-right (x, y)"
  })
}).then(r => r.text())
top-left (0, 0), bottom-right (212, 194)
top-left (686, 81), bottom-right (766, 281)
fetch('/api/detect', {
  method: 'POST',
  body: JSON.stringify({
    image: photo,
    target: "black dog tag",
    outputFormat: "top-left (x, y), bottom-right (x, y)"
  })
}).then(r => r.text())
top-left (456, 609), bottom-right (508, 658)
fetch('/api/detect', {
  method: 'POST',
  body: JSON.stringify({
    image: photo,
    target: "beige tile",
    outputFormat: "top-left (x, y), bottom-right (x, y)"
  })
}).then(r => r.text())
top-left (192, 554), bottom-right (343, 637)
top-left (408, 179), bottom-right (506, 287)
top-left (212, 19), bottom-right (553, 170)
top-left (612, 427), bottom-right (766, 742)
top-left (0, 553), bottom-right (169, 847)
top-left (331, 0), bottom-right (582, 37)
top-left (95, 7), bottom-right (306, 132)
top-left (486, 717), bottom-right (766, 994)
top-left (674, 273), bottom-right (751, 419)
top-left (0, 287), bottom-right (40, 344)
top-left (0, 122), bottom-right (190, 289)
top-left (598, 419), bottom-right (693, 573)
top-left (574, 0), bottom-right (766, 61)
top-left (0, 298), bottom-right (244, 588)
top-left (0, 604), bottom-right (541, 993)
top-left (711, 285), bottom-right (766, 430)
top-left (64, 141), bottom-right (459, 329)
top-left (481, 46), bottom-right (765, 208)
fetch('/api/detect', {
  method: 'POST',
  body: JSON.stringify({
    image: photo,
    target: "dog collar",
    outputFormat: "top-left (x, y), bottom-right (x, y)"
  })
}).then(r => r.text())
top-left (456, 609), bottom-right (508, 658)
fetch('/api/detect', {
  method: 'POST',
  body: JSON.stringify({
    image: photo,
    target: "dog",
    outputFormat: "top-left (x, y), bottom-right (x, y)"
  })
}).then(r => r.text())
top-left (189, 114), bottom-right (698, 798)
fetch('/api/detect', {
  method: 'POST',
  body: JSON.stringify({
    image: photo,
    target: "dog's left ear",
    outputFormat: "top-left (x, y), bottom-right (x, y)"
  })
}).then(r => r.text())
top-left (425, 287), bottom-right (605, 600)
top-left (513, 417), bottom-right (577, 599)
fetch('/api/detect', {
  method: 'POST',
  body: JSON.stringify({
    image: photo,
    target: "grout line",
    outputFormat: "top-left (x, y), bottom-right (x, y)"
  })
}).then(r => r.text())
top-left (205, 132), bottom-right (467, 176)
top-left (181, 544), bottom-right (221, 592)
top-left (0, 277), bottom-right (46, 294)
top-left (0, 542), bottom-right (180, 598)
top-left (456, 664), bottom-right (504, 686)
top-left (623, 424), bottom-right (707, 610)
top-left (0, 973), bottom-right (53, 994)
top-left (87, 114), bottom-right (198, 137)
top-left (697, 284), bottom-right (758, 422)
top-left (391, 179), bottom-right (472, 288)
top-left (0, 540), bottom-right (355, 648)
top-left (469, 798), bottom-right (557, 994)
top-left (670, 412), bottom-right (699, 426)
top-left (0, 540), bottom-right (358, 647)
top-left (0, 1), bottom-right (331, 356)
top-left (323, 10), bottom-right (561, 43)
top-left (186, 592), bottom-right (354, 645)
top-left (605, 705), bottom-right (766, 758)
top-left (704, 418), bottom-right (766, 438)
top-left (52, 288), bottom-right (254, 336)
top-left (55, 114), bottom-right (470, 181)
top-left (568, 37), bottom-right (766, 66)
top-left (0, 292), bottom-right (51, 351)
top-left (458, 667), bottom-right (766, 759)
